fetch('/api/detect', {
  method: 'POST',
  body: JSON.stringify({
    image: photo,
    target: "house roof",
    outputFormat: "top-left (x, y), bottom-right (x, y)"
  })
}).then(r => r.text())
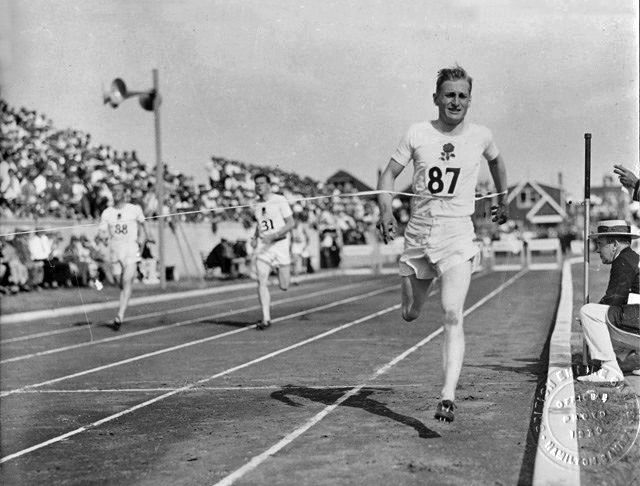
top-left (326, 170), bottom-right (374, 192)
top-left (507, 180), bottom-right (567, 224)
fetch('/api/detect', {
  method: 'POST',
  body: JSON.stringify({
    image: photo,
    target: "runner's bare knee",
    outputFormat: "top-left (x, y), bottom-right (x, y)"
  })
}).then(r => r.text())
top-left (442, 308), bottom-right (461, 328)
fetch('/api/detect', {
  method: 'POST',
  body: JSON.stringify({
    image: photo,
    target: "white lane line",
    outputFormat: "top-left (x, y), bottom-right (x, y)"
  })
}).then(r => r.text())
top-left (16, 384), bottom-right (426, 394)
top-left (214, 328), bottom-right (444, 486)
top-left (1, 293), bottom-right (252, 344)
top-left (0, 270), bottom-right (522, 464)
top-left (213, 269), bottom-right (527, 486)
top-left (0, 282), bottom-right (258, 326)
top-left (0, 286), bottom-right (395, 396)
top-left (0, 301), bottom-right (400, 464)
top-left (1, 280), bottom-right (332, 343)
top-left (0, 282), bottom-right (372, 363)
top-left (0, 271), bottom-right (392, 325)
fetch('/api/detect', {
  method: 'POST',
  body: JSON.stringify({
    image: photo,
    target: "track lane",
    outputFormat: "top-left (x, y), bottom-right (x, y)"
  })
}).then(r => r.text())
top-left (0, 283), bottom-right (395, 393)
top-left (0, 279), bottom-right (387, 363)
top-left (0, 272), bottom-right (524, 480)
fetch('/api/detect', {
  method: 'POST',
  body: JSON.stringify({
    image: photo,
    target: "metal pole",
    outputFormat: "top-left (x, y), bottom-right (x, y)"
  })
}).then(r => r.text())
top-left (583, 133), bottom-right (591, 367)
top-left (153, 69), bottom-right (166, 289)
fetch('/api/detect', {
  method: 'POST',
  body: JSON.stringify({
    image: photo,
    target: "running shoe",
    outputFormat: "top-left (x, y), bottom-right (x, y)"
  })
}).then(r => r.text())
top-left (434, 400), bottom-right (456, 423)
top-left (113, 316), bottom-right (122, 331)
top-left (256, 320), bottom-right (271, 330)
top-left (577, 364), bottom-right (623, 384)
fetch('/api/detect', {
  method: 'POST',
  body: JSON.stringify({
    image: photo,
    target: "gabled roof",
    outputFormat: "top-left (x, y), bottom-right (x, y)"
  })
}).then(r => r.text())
top-left (326, 170), bottom-right (374, 192)
top-left (507, 180), bottom-right (567, 224)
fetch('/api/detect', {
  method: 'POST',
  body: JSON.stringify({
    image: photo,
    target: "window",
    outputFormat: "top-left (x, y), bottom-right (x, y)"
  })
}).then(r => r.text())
top-left (517, 187), bottom-right (539, 208)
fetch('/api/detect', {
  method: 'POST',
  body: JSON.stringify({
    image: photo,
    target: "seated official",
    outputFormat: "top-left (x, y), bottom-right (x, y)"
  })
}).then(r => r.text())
top-left (578, 220), bottom-right (640, 382)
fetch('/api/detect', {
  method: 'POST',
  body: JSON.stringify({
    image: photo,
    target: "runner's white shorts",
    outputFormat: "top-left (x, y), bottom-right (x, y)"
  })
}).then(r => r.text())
top-left (399, 216), bottom-right (479, 279)
top-left (254, 238), bottom-right (291, 268)
top-left (110, 244), bottom-right (140, 274)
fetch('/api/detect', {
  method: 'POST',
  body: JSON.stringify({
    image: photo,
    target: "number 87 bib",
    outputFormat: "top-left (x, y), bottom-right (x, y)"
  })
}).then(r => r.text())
top-left (424, 165), bottom-right (460, 197)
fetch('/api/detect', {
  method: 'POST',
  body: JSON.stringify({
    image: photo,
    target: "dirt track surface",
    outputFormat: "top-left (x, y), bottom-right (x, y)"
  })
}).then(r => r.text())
top-left (0, 269), bottom-right (602, 485)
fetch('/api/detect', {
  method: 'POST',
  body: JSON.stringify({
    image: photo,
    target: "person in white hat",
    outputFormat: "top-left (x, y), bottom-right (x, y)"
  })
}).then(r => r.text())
top-left (578, 220), bottom-right (640, 382)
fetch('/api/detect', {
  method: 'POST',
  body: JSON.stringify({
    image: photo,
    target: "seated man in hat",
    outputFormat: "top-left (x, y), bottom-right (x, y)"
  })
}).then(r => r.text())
top-left (578, 219), bottom-right (640, 382)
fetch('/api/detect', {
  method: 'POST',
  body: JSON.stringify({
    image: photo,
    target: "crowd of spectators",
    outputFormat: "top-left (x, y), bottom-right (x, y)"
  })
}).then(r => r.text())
top-left (5, 99), bottom-right (629, 293)
top-left (0, 99), bottom-right (381, 237)
top-left (0, 228), bottom-right (161, 295)
top-left (0, 100), bottom-right (388, 292)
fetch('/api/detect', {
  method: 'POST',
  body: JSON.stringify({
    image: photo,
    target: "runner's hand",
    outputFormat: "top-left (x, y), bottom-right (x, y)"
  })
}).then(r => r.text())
top-left (377, 215), bottom-right (397, 244)
top-left (491, 202), bottom-right (508, 225)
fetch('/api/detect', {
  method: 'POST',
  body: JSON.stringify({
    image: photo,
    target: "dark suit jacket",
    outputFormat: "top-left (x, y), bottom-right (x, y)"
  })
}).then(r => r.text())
top-left (602, 246), bottom-right (640, 333)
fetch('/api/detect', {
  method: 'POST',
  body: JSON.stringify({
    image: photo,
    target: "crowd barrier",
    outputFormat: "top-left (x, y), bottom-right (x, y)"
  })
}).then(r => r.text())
top-left (487, 238), bottom-right (564, 271)
top-left (1, 219), bottom-right (568, 279)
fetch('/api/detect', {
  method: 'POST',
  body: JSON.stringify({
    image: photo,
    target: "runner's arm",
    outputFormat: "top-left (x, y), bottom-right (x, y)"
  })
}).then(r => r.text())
top-left (377, 159), bottom-right (405, 243)
top-left (488, 154), bottom-right (509, 224)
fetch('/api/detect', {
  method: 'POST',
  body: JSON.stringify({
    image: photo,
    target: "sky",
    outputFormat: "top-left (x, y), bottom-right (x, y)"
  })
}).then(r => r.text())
top-left (1, 0), bottom-right (638, 200)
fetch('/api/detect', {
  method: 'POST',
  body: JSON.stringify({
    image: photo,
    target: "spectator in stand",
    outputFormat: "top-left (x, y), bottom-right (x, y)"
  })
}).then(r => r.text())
top-left (290, 216), bottom-right (310, 282)
top-left (0, 244), bottom-right (9, 294)
top-left (71, 175), bottom-right (91, 218)
top-left (206, 157), bottom-right (223, 189)
top-left (11, 231), bottom-right (42, 288)
top-left (27, 230), bottom-right (56, 288)
top-left (2, 167), bottom-right (21, 207)
top-left (0, 235), bottom-right (31, 292)
top-left (90, 232), bottom-right (114, 285)
top-left (95, 181), bottom-right (113, 216)
top-left (63, 235), bottom-right (100, 288)
top-left (142, 182), bottom-right (159, 217)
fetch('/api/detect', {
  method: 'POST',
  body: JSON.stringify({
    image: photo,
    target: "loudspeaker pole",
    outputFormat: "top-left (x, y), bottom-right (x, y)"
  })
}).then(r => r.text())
top-left (103, 70), bottom-right (166, 288)
top-left (152, 69), bottom-right (166, 289)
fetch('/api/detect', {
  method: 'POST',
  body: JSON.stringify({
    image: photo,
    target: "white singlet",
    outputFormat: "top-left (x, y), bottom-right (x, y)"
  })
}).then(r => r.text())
top-left (253, 194), bottom-right (293, 267)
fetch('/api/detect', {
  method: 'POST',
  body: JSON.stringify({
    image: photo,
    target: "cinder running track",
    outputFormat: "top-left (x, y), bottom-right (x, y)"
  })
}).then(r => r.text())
top-left (0, 268), bottom-right (626, 485)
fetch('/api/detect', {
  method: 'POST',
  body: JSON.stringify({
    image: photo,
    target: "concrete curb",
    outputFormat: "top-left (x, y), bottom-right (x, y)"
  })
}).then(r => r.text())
top-left (0, 267), bottom-right (398, 325)
top-left (532, 258), bottom-right (581, 485)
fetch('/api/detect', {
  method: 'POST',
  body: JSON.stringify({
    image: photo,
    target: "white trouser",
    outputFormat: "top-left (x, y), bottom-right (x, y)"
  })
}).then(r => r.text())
top-left (579, 303), bottom-right (638, 362)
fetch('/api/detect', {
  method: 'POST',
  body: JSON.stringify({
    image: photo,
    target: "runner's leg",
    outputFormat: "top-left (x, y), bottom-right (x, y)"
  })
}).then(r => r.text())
top-left (256, 258), bottom-right (273, 322)
top-left (401, 274), bottom-right (434, 322)
top-left (277, 263), bottom-right (291, 291)
top-left (117, 261), bottom-right (137, 322)
top-left (439, 259), bottom-right (472, 401)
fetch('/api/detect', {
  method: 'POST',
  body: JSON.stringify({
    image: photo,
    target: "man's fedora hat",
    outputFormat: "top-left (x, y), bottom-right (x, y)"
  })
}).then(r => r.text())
top-left (589, 220), bottom-right (640, 239)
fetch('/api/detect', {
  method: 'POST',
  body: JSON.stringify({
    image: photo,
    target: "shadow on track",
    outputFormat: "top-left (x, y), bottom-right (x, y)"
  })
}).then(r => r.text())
top-left (198, 319), bottom-right (256, 328)
top-left (271, 385), bottom-right (440, 439)
top-left (468, 358), bottom-right (542, 377)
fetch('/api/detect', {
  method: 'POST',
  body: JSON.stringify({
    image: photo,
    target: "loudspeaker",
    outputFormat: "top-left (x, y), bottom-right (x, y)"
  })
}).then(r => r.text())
top-left (103, 78), bottom-right (159, 111)
top-left (103, 78), bottom-right (128, 108)
top-left (138, 91), bottom-right (159, 112)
